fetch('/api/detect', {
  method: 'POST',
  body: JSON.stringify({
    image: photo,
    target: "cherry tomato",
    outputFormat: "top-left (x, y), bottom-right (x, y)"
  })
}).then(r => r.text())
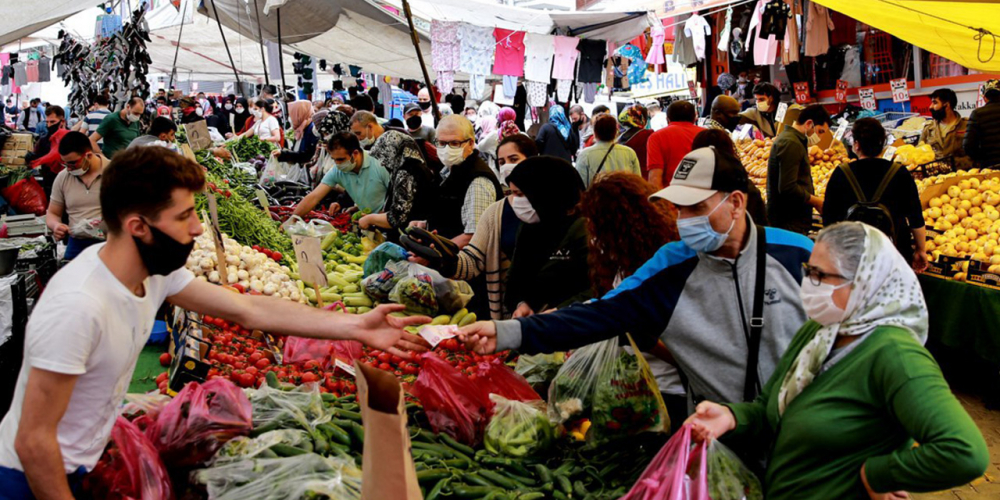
top-left (301, 372), bottom-right (319, 383)
top-left (377, 352), bottom-right (392, 364)
top-left (255, 358), bottom-right (271, 369)
top-left (245, 366), bottom-right (258, 376)
top-left (378, 363), bottom-right (392, 372)
top-left (159, 353), bottom-right (172, 367)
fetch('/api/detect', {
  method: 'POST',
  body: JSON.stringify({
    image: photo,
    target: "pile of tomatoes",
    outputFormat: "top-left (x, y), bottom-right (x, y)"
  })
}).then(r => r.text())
top-left (357, 338), bottom-right (509, 391)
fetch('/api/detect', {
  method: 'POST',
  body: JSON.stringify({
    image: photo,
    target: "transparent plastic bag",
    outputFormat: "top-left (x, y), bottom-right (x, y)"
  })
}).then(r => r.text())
top-left (84, 416), bottom-right (173, 500)
top-left (409, 263), bottom-right (474, 313)
top-left (246, 383), bottom-right (333, 432)
top-left (587, 343), bottom-right (668, 446)
top-left (194, 453), bottom-right (362, 500)
top-left (389, 265), bottom-right (439, 316)
top-left (475, 358), bottom-right (541, 405)
top-left (213, 429), bottom-right (311, 464)
top-left (261, 155), bottom-right (309, 186)
top-left (546, 338), bottom-right (619, 424)
top-left (121, 393), bottom-right (172, 420)
top-left (282, 215), bottom-right (335, 238)
top-left (514, 352), bottom-right (566, 384)
top-left (361, 260), bottom-right (408, 301)
top-left (698, 439), bottom-right (764, 500)
top-left (483, 395), bottom-right (554, 457)
top-left (362, 241), bottom-right (409, 278)
top-left (69, 218), bottom-right (106, 240)
top-left (144, 378), bottom-right (253, 467)
top-left (409, 352), bottom-right (491, 446)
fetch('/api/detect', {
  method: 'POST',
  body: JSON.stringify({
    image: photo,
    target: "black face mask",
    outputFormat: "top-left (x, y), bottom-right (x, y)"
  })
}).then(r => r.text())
top-left (418, 101), bottom-right (431, 111)
top-left (134, 220), bottom-right (194, 276)
top-left (47, 123), bottom-right (60, 135)
top-left (406, 115), bottom-right (423, 131)
top-left (726, 115), bottom-right (741, 131)
top-left (931, 107), bottom-right (947, 121)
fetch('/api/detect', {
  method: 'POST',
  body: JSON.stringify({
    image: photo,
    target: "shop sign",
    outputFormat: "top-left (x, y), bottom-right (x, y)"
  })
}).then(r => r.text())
top-left (793, 82), bottom-right (810, 104)
top-left (835, 80), bottom-right (849, 103)
top-left (775, 102), bottom-right (789, 125)
top-left (292, 235), bottom-right (328, 289)
top-left (890, 78), bottom-right (909, 103)
top-left (627, 69), bottom-right (690, 98)
top-left (859, 87), bottom-right (877, 111)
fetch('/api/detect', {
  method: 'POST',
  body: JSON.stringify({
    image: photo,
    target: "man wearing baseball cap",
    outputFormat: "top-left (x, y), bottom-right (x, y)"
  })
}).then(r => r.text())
top-left (404, 102), bottom-right (437, 144)
top-left (457, 146), bottom-right (814, 408)
top-left (964, 79), bottom-right (1000, 168)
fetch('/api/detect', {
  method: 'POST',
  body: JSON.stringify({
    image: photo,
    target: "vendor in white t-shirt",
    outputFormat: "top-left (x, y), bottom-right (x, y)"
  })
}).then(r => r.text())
top-left (239, 98), bottom-right (282, 145)
top-left (0, 147), bottom-right (430, 500)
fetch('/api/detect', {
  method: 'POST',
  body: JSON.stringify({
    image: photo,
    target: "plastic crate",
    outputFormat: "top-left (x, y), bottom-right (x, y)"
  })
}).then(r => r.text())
top-left (908, 156), bottom-right (955, 181)
top-left (147, 320), bottom-right (169, 345)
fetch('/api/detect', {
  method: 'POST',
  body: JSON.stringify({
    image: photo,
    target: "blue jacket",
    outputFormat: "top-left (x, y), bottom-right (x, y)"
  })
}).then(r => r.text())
top-left (496, 217), bottom-right (814, 405)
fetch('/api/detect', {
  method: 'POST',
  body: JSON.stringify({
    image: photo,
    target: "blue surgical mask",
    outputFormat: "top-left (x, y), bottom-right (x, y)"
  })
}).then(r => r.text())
top-left (677, 194), bottom-right (735, 253)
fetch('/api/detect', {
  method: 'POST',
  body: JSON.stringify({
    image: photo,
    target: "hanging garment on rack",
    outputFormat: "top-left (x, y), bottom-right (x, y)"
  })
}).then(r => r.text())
top-left (526, 81), bottom-right (547, 107)
top-left (503, 75), bottom-right (518, 98)
top-left (759, 0), bottom-right (791, 38)
top-left (493, 28), bottom-right (526, 77)
top-left (551, 36), bottom-right (580, 81)
top-left (829, 10), bottom-right (858, 46)
top-left (804, 2), bottom-right (834, 57)
top-left (576, 39), bottom-right (607, 84)
top-left (431, 20), bottom-right (460, 94)
top-left (523, 33), bottom-right (555, 83)
top-left (437, 72), bottom-right (455, 95)
top-left (581, 82), bottom-right (598, 104)
top-left (555, 79), bottom-right (572, 102)
top-left (459, 23), bottom-right (495, 78)
top-left (783, 0), bottom-right (802, 64)
top-left (12, 62), bottom-right (27, 87)
top-left (646, 23), bottom-right (667, 65)
top-left (617, 44), bottom-right (647, 86)
top-left (684, 14), bottom-right (712, 61)
top-left (746, 0), bottom-right (779, 66)
top-left (672, 14), bottom-right (699, 66)
top-left (717, 7), bottom-right (734, 53)
top-left (37, 56), bottom-right (51, 82)
top-left (25, 60), bottom-right (39, 83)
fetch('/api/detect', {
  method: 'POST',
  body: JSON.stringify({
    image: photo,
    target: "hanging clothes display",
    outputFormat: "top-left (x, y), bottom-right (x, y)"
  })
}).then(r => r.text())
top-left (502, 75), bottom-right (518, 98)
top-left (581, 82), bottom-right (598, 104)
top-left (555, 79), bottom-right (572, 102)
top-left (526, 81), bottom-right (548, 107)
top-left (37, 55), bottom-right (51, 83)
top-left (616, 44), bottom-right (647, 86)
top-left (717, 7), bottom-right (734, 53)
top-left (759, 0), bottom-right (791, 38)
top-left (12, 62), bottom-right (27, 87)
top-left (431, 20), bottom-right (461, 94)
top-left (551, 36), bottom-right (580, 81)
top-left (684, 14), bottom-right (712, 62)
top-left (576, 39), bottom-right (606, 84)
top-left (523, 33), bottom-right (555, 83)
top-left (783, 0), bottom-right (802, 65)
top-left (746, 0), bottom-right (779, 66)
top-left (646, 23), bottom-right (667, 66)
top-left (605, 54), bottom-right (629, 91)
top-left (829, 10), bottom-right (858, 46)
top-left (672, 14), bottom-right (699, 66)
top-left (459, 23), bottom-right (495, 100)
top-left (25, 60), bottom-right (38, 83)
top-left (493, 28), bottom-right (526, 77)
top-left (804, 2), bottom-right (834, 57)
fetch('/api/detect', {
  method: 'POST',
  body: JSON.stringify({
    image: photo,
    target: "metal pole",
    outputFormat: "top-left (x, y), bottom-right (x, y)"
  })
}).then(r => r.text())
top-left (210, 0), bottom-right (243, 91)
top-left (401, 0), bottom-right (440, 123)
top-left (167, 1), bottom-right (186, 92)
top-left (252, 0), bottom-right (269, 86)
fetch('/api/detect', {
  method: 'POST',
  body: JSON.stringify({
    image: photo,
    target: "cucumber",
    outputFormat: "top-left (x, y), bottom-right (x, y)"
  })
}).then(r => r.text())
top-left (555, 474), bottom-right (573, 495)
top-left (478, 470), bottom-right (518, 490)
top-left (265, 371), bottom-right (280, 389)
top-left (348, 421), bottom-right (365, 446)
top-left (319, 423), bottom-right (351, 446)
top-left (457, 312), bottom-right (477, 327)
top-left (451, 485), bottom-right (500, 498)
top-left (416, 468), bottom-right (451, 485)
top-left (271, 444), bottom-right (308, 457)
top-left (449, 308), bottom-right (468, 325)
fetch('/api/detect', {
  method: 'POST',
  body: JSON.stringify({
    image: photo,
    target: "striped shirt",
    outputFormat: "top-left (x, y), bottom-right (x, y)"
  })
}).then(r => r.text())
top-left (84, 109), bottom-right (111, 143)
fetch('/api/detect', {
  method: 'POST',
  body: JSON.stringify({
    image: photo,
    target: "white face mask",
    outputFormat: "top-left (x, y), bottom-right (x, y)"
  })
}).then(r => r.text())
top-left (195, 107), bottom-right (204, 116)
top-left (807, 130), bottom-right (822, 146)
top-left (225, 103), bottom-right (233, 111)
top-left (437, 145), bottom-right (467, 168)
top-left (498, 162), bottom-right (519, 184)
top-left (800, 279), bottom-right (851, 326)
top-left (127, 110), bottom-right (141, 123)
top-left (251, 109), bottom-right (262, 118)
top-left (511, 195), bottom-right (540, 224)
top-left (756, 100), bottom-right (770, 113)
top-left (235, 106), bottom-right (245, 114)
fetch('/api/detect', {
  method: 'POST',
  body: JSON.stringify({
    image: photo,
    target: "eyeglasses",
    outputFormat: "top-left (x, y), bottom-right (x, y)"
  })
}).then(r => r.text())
top-left (60, 156), bottom-right (88, 170)
top-left (439, 139), bottom-right (470, 148)
top-left (801, 263), bottom-right (850, 286)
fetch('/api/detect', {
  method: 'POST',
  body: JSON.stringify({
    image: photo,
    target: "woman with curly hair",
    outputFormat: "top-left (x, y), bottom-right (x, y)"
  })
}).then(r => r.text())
top-left (578, 172), bottom-right (687, 431)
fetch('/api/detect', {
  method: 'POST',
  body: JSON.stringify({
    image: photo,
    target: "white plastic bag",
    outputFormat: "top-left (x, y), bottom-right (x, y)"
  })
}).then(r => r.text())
top-left (69, 218), bottom-right (106, 240)
top-left (261, 155), bottom-right (309, 186)
top-left (194, 453), bottom-right (362, 500)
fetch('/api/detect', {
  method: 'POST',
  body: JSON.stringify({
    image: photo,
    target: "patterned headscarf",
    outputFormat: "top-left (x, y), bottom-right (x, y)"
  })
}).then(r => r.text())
top-left (777, 223), bottom-right (928, 415)
top-left (317, 111), bottom-right (350, 141)
top-left (369, 129), bottom-right (424, 173)
top-left (497, 107), bottom-right (516, 124)
top-left (549, 105), bottom-right (571, 140)
top-left (618, 105), bottom-right (648, 130)
top-left (498, 121), bottom-right (521, 141)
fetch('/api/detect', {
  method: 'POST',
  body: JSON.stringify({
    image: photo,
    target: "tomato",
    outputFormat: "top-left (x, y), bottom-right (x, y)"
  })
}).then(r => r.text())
top-left (369, 350), bottom-right (382, 358)
top-left (155, 372), bottom-right (169, 384)
top-left (345, 382), bottom-right (356, 393)
top-left (271, 252), bottom-right (283, 261)
top-left (231, 284), bottom-right (245, 294)
top-left (391, 355), bottom-right (403, 365)
top-left (378, 363), bottom-right (392, 371)
top-left (239, 373), bottom-right (255, 388)
top-left (304, 360), bottom-right (320, 371)
top-left (377, 352), bottom-right (392, 364)
top-left (249, 352), bottom-right (262, 363)
top-left (262, 249), bottom-right (273, 259)
top-left (234, 361), bottom-right (245, 370)
top-left (277, 370), bottom-right (288, 379)
top-left (255, 358), bottom-right (271, 369)
top-left (402, 364), bottom-right (419, 375)
top-left (244, 346), bottom-right (256, 355)
top-left (252, 245), bottom-right (261, 252)
top-left (301, 372), bottom-right (319, 383)
top-left (245, 366), bottom-right (258, 376)
top-left (159, 353), bottom-right (172, 367)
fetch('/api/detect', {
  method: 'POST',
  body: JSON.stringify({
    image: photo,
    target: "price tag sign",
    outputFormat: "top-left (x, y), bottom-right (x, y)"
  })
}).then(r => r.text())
top-left (183, 121), bottom-right (212, 151)
top-left (255, 189), bottom-right (270, 215)
top-left (835, 80), bottom-right (849, 103)
top-left (882, 145), bottom-right (897, 161)
top-left (775, 102), bottom-right (789, 125)
top-left (977, 84), bottom-right (987, 108)
top-left (890, 78), bottom-right (910, 103)
top-left (793, 82), bottom-right (810, 104)
top-left (202, 200), bottom-right (227, 280)
top-left (859, 87), bottom-right (877, 111)
top-left (834, 118), bottom-right (849, 142)
top-left (334, 359), bottom-right (356, 378)
top-left (662, 41), bottom-right (674, 55)
top-left (688, 80), bottom-right (698, 99)
top-left (292, 235), bottom-right (328, 288)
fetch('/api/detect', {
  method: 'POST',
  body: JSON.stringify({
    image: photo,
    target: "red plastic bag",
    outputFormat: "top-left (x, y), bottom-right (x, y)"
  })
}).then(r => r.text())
top-left (621, 424), bottom-right (708, 500)
top-left (475, 358), bottom-right (540, 405)
top-left (1, 177), bottom-right (47, 215)
top-left (84, 417), bottom-right (174, 500)
top-left (283, 337), bottom-right (363, 368)
top-left (145, 378), bottom-right (252, 467)
top-left (409, 352), bottom-right (491, 446)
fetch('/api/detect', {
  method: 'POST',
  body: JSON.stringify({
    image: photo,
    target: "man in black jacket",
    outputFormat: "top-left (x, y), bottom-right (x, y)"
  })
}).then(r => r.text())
top-left (964, 79), bottom-right (1000, 168)
top-left (766, 105), bottom-right (830, 234)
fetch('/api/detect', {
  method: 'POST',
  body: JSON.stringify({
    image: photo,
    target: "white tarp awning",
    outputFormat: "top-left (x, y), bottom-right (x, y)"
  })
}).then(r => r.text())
top-left (0, 0), bottom-right (104, 47)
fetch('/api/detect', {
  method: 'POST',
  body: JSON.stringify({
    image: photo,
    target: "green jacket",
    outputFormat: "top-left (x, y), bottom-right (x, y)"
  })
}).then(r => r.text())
top-left (726, 322), bottom-right (988, 500)
top-left (766, 127), bottom-right (814, 234)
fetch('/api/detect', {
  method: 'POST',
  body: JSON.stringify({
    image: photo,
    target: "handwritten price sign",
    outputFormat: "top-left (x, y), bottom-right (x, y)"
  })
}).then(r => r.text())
top-left (859, 87), bottom-right (877, 111)
top-left (835, 80), bottom-right (849, 103)
top-left (890, 78), bottom-right (910, 103)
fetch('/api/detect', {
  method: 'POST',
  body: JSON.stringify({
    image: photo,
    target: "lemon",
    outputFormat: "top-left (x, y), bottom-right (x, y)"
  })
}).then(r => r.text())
top-left (948, 186), bottom-right (961, 198)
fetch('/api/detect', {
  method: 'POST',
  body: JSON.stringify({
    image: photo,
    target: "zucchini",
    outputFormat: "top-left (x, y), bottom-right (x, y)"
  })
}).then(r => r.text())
top-left (416, 468), bottom-right (451, 485)
top-left (271, 444), bottom-right (308, 457)
top-left (319, 423), bottom-right (351, 446)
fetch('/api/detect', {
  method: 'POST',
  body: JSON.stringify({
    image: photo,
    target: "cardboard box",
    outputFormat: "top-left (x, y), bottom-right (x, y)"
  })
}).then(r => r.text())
top-left (966, 260), bottom-right (1000, 290)
top-left (924, 254), bottom-right (969, 280)
top-left (3, 133), bottom-right (33, 151)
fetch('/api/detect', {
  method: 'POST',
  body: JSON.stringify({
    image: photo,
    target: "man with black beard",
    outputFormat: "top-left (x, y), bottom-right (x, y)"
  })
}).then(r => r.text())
top-left (920, 88), bottom-right (971, 169)
top-left (0, 147), bottom-right (430, 500)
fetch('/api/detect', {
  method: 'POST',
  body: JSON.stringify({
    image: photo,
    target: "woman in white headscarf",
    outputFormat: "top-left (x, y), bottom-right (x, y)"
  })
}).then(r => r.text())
top-left (687, 222), bottom-right (987, 500)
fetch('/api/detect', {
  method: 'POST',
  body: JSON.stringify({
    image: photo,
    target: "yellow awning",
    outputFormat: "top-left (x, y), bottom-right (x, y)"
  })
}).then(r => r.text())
top-left (813, 0), bottom-right (1000, 73)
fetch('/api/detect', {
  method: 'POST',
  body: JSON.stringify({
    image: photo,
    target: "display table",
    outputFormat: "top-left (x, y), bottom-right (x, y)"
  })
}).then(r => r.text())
top-left (919, 274), bottom-right (1000, 365)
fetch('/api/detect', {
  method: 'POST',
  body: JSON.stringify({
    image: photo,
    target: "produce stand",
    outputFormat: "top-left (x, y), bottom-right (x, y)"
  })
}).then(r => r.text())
top-left (918, 274), bottom-right (1000, 366)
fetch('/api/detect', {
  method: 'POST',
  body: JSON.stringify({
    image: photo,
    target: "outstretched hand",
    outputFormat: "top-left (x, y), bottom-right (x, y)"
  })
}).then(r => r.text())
top-left (352, 304), bottom-right (431, 359)
top-left (684, 401), bottom-right (736, 443)
top-left (457, 321), bottom-right (498, 355)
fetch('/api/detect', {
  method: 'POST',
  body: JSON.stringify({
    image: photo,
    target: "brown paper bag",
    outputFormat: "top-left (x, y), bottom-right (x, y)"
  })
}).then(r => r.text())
top-left (356, 361), bottom-right (423, 500)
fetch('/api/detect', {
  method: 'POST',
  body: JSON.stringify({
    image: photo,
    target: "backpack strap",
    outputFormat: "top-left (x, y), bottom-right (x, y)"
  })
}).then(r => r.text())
top-left (594, 144), bottom-right (616, 177)
top-left (872, 162), bottom-right (903, 204)
top-left (839, 163), bottom-right (867, 203)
